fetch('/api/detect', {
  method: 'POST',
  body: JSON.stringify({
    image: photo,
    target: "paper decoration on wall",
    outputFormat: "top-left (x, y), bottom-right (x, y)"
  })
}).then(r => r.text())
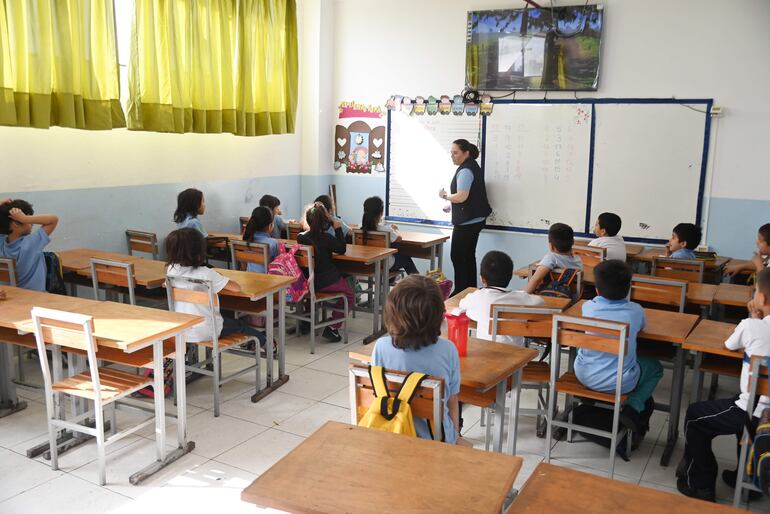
top-left (480, 94), bottom-right (493, 115)
top-left (427, 96), bottom-right (438, 115)
top-left (439, 95), bottom-right (451, 115)
top-left (465, 103), bottom-right (479, 116)
top-left (413, 96), bottom-right (426, 115)
top-left (334, 120), bottom-right (386, 174)
top-left (451, 95), bottom-right (465, 115)
top-left (401, 97), bottom-right (413, 115)
top-left (338, 100), bottom-right (383, 119)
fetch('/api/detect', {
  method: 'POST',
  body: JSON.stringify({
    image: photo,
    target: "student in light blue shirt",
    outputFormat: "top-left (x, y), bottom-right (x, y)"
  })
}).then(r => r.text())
top-left (574, 260), bottom-right (663, 436)
top-left (174, 188), bottom-right (208, 237)
top-left (242, 206), bottom-right (278, 273)
top-left (0, 199), bottom-right (58, 292)
top-left (372, 275), bottom-right (468, 446)
top-left (666, 222), bottom-right (701, 259)
top-left (260, 194), bottom-right (297, 240)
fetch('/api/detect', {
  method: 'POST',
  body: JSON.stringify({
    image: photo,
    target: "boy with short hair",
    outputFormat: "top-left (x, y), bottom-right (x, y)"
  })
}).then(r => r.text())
top-left (459, 250), bottom-right (544, 344)
top-left (588, 212), bottom-right (626, 261)
top-left (677, 268), bottom-right (770, 502)
top-left (574, 260), bottom-right (663, 440)
top-left (526, 222), bottom-right (583, 294)
top-left (0, 199), bottom-right (58, 291)
top-left (666, 223), bottom-right (702, 259)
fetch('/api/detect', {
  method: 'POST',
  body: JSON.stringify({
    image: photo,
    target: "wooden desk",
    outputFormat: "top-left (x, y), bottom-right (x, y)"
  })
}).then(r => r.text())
top-left (241, 421), bottom-right (523, 514)
top-left (513, 463), bottom-right (743, 513)
top-left (684, 320), bottom-right (740, 404)
top-left (391, 230), bottom-right (450, 270)
top-left (0, 286), bottom-right (201, 484)
top-left (350, 337), bottom-right (538, 455)
top-left (714, 283), bottom-right (753, 308)
top-left (625, 244), bottom-right (645, 257)
top-left (631, 249), bottom-right (731, 283)
top-left (563, 299), bottom-right (699, 467)
top-left (58, 248), bottom-right (145, 272)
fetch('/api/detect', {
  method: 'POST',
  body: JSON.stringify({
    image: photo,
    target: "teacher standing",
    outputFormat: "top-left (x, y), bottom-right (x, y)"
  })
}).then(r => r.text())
top-left (439, 139), bottom-right (492, 295)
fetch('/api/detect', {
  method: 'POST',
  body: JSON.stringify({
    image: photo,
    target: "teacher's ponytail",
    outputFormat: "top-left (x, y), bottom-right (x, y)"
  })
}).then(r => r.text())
top-left (452, 139), bottom-right (479, 160)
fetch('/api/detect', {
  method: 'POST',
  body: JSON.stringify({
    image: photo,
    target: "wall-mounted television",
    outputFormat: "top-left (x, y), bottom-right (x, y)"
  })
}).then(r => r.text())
top-left (466, 5), bottom-right (603, 91)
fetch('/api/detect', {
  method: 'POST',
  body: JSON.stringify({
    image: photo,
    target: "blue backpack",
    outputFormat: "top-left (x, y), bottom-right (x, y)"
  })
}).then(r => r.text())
top-left (536, 268), bottom-right (580, 300)
top-left (747, 356), bottom-right (770, 496)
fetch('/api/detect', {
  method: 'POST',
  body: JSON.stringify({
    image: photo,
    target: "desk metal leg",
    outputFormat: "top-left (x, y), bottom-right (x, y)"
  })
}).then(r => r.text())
top-left (690, 352), bottom-right (704, 404)
top-left (152, 341), bottom-right (167, 461)
top-left (661, 345), bottom-right (686, 467)
top-left (278, 289), bottom-right (287, 380)
top-left (506, 369), bottom-right (523, 455)
top-left (372, 262), bottom-right (381, 335)
top-left (0, 343), bottom-right (27, 418)
top-left (437, 243), bottom-right (444, 271)
top-left (380, 259), bottom-right (389, 331)
top-left (493, 380), bottom-right (506, 453)
top-left (265, 294), bottom-right (275, 388)
top-left (430, 246), bottom-right (437, 271)
top-left (252, 290), bottom-right (290, 402)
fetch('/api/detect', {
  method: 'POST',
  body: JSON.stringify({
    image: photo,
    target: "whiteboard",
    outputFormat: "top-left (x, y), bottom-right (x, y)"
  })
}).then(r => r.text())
top-left (590, 103), bottom-right (708, 240)
top-left (387, 112), bottom-right (481, 224)
top-left (484, 103), bottom-right (592, 230)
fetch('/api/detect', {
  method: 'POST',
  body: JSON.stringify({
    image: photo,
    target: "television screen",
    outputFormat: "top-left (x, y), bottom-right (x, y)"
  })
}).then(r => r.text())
top-left (466, 5), bottom-right (603, 91)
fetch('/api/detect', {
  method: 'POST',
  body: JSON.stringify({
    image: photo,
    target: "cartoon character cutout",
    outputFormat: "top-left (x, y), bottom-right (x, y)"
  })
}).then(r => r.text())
top-left (426, 96), bottom-right (439, 115)
top-left (465, 103), bottom-right (479, 116)
top-left (480, 94), bottom-right (493, 115)
top-left (438, 95), bottom-right (451, 115)
top-left (401, 96), bottom-right (413, 115)
top-left (451, 95), bottom-right (465, 115)
top-left (413, 96), bottom-right (426, 115)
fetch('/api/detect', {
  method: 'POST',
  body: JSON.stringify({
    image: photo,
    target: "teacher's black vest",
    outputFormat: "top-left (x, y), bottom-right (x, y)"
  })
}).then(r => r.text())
top-left (449, 159), bottom-right (492, 225)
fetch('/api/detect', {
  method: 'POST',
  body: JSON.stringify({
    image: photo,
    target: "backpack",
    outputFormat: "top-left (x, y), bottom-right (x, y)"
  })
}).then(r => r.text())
top-left (267, 243), bottom-right (309, 303)
top-left (746, 356), bottom-right (770, 495)
top-left (358, 365), bottom-right (428, 437)
top-left (426, 269), bottom-right (453, 300)
top-left (536, 268), bottom-right (579, 299)
top-left (43, 251), bottom-right (67, 295)
top-left (570, 397), bottom-right (655, 461)
top-left (135, 358), bottom-right (174, 399)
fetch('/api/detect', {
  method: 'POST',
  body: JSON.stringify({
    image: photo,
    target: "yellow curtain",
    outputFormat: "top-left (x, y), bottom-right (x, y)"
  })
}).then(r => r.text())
top-left (0, 0), bottom-right (125, 129)
top-left (128, 0), bottom-right (297, 136)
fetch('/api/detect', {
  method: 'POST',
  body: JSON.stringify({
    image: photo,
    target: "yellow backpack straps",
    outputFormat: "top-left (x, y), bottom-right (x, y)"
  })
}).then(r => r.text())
top-left (369, 365), bottom-right (399, 421)
top-left (396, 371), bottom-right (427, 404)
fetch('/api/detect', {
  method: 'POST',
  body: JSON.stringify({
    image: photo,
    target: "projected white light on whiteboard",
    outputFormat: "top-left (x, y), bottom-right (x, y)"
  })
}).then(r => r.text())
top-left (388, 112), bottom-right (481, 223)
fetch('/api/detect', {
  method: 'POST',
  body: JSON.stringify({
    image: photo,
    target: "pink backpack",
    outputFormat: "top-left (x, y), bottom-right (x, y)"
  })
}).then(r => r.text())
top-left (268, 243), bottom-right (309, 303)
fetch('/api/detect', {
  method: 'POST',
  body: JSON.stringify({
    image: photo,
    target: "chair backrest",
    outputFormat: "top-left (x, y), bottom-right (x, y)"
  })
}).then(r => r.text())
top-left (288, 222), bottom-right (302, 241)
top-left (573, 244), bottom-right (606, 268)
top-left (746, 355), bottom-right (770, 413)
top-left (0, 257), bottom-right (17, 286)
top-left (630, 276), bottom-right (687, 313)
top-left (490, 305), bottom-right (563, 341)
top-left (652, 256), bottom-right (705, 283)
top-left (351, 229), bottom-right (390, 249)
top-left (348, 364), bottom-right (444, 441)
top-left (90, 258), bottom-right (136, 305)
top-left (239, 217), bottom-right (249, 234)
top-left (125, 229), bottom-right (159, 259)
top-left (229, 239), bottom-right (269, 271)
top-left (165, 275), bottom-right (220, 343)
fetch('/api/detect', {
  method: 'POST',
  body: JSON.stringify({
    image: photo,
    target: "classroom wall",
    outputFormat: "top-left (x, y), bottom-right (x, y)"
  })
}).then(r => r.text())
top-left (324, 0), bottom-right (770, 283)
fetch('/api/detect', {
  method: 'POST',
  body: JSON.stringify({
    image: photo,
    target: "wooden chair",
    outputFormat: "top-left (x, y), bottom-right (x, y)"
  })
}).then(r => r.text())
top-left (630, 276), bottom-right (687, 313)
top-left (229, 239), bottom-right (270, 272)
top-left (733, 355), bottom-right (769, 507)
top-left (0, 257), bottom-right (16, 286)
top-left (483, 305), bottom-right (565, 444)
top-left (165, 275), bottom-right (261, 416)
top-left (30, 307), bottom-right (155, 485)
top-left (239, 217), bottom-right (250, 234)
top-left (652, 256), bottom-right (705, 283)
top-left (350, 229), bottom-right (400, 314)
top-left (125, 230), bottom-right (159, 259)
top-left (288, 222), bottom-right (302, 240)
top-left (573, 245), bottom-right (606, 268)
top-left (285, 245), bottom-right (349, 354)
top-left (90, 258), bottom-right (137, 305)
top-left (348, 364), bottom-right (443, 441)
top-left (545, 314), bottom-right (632, 479)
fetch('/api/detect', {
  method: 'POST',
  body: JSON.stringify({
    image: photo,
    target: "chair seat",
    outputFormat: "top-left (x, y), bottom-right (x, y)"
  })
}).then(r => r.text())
top-left (700, 355), bottom-right (741, 378)
top-left (96, 339), bottom-right (176, 368)
top-left (522, 361), bottom-right (550, 383)
top-left (315, 291), bottom-right (346, 302)
top-left (191, 332), bottom-right (257, 349)
top-left (556, 372), bottom-right (628, 404)
top-left (0, 328), bottom-right (37, 349)
top-left (53, 367), bottom-right (152, 401)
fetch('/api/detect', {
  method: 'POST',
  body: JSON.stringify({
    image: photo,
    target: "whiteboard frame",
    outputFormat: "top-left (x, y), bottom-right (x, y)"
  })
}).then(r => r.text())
top-left (385, 98), bottom-right (713, 244)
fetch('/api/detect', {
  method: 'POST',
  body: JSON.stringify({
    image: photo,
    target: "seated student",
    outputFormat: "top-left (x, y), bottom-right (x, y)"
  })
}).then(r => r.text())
top-left (373, 275), bottom-right (471, 446)
top-left (677, 268), bottom-right (770, 502)
top-left (665, 222), bottom-right (701, 259)
top-left (297, 202), bottom-right (353, 342)
top-left (174, 188), bottom-right (208, 237)
top-left (166, 228), bottom-right (265, 346)
top-left (361, 196), bottom-right (418, 275)
top-left (259, 194), bottom-right (296, 240)
top-left (525, 222), bottom-right (583, 294)
top-left (459, 250), bottom-right (544, 344)
top-left (588, 212), bottom-right (626, 261)
top-left (242, 206), bottom-right (278, 273)
top-left (314, 194), bottom-right (351, 240)
top-left (0, 199), bottom-right (58, 291)
top-left (574, 260), bottom-right (663, 442)
top-left (725, 223), bottom-right (770, 276)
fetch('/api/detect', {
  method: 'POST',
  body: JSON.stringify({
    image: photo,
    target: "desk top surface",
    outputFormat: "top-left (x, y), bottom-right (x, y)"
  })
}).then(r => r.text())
top-left (683, 319), bottom-right (740, 358)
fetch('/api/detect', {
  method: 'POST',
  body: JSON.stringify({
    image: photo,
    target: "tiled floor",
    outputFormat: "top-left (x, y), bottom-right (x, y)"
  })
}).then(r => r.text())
top-left (2, 314), bottom-right (770, 512)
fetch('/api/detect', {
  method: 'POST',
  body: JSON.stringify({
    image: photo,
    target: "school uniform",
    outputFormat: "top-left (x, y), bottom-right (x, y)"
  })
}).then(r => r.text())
top-left (681, 316), bottom-right (770, 492)
top-left (271, 214), bottom-right (288, 239)
top-left (372, 335), bottom-right (461, 444)
top-left (588, 235), bottom-right (627, 261)
top-left (246, 232), bottom-right (279, 273)
top-left (325, 216), bottom-right (350, 238)
top-left (177, 215), bottom-right (208, 237)
top-left (0, 229), bottom-right (50, 291)
top-left (670, 248), bottom-right (696, 259)
top-left (575, 296), bottom-right (662, 413)
top-left (459, 287), bottom-right (545, 344)
top-left (538, 251), bottom-right (584, 271)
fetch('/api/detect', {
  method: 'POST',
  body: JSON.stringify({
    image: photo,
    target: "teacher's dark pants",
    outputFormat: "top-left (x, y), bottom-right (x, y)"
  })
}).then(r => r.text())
top-left (450, 220), bottom-right (485, 295)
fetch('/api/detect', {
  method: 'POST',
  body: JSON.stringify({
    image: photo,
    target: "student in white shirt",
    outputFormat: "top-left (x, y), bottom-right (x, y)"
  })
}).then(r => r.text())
top-left (677, 267), bottom-right (770, 502)
top-left (588, 212), bottom-right (626, 261)
top-left (459, 250), bottom-right (544, 344)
